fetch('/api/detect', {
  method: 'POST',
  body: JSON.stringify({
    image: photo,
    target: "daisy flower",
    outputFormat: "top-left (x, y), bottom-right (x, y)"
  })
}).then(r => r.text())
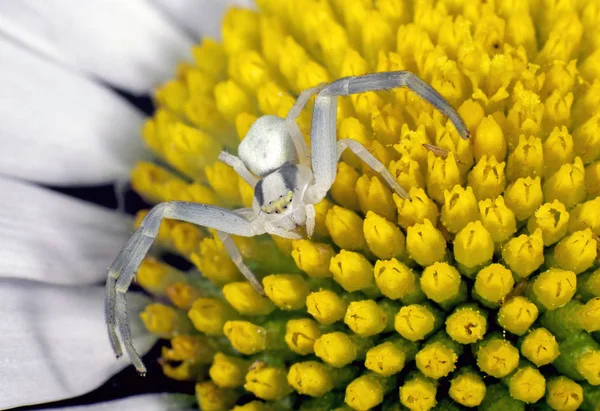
top-left (5, 0), bottom-right (600, 410)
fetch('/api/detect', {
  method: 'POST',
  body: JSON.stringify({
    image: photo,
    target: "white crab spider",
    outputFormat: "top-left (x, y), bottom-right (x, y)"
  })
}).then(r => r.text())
top-left (105, 71), bottom-right (469, 373)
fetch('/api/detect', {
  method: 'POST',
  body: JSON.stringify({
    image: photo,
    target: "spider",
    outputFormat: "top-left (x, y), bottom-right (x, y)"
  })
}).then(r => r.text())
top-left (105, 71), bottom-right (470, 374)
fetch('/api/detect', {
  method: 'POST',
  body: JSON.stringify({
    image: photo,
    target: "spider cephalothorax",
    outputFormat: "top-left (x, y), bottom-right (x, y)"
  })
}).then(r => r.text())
top-left (106, 71), bottom-right (469, 374)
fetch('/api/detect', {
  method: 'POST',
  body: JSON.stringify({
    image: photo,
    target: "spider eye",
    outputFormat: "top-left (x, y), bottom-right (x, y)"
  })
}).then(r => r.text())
top-left (283, 206), bottom-right (287, 209)
top-left (275, 210), bottom-right (280, 214)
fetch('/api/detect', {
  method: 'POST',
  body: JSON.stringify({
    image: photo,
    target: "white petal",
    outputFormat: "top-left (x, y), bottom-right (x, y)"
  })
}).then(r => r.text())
top-left (47, 394), bottom-right (196, 411)
top-left (0, 0), bottom-right (193, 93)
top-left (0, 280), bottom-right (156, 410)
top-left (0, 176), bottom-right (133, 285)
top-left (149, 0), bottom-right (255, 39)
top-left (0, 40), bottom-right (147, 185)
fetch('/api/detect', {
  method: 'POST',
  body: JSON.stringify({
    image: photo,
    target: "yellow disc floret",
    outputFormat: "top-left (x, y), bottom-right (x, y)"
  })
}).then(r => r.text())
top-left (449, 369), bottom-right (486, 407)
top-left (287, 361), bottom-right (334, 397)
top-left (406, 219), bottom-right (447, 267)
top-left (453, 221), bottom-right (494, 272)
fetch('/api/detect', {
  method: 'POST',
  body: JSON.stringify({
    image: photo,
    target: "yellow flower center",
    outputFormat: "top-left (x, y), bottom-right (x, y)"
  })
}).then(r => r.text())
top-left (131, 1), bottom-right (600, 409)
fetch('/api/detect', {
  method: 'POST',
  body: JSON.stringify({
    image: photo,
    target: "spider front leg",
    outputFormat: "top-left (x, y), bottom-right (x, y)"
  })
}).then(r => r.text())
top-left (305, 71), bottom-right (469, 203)
top-left (285, 83), bottom-right (327, 167)
top-left (105, 201), bottom-right (265, 374)
top-left (304, 92), bottom-right (411, 202)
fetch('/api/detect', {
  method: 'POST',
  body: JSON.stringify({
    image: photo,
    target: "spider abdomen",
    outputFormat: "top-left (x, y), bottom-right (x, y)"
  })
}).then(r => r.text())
top-left (238, 115), bottom-right (298, 177)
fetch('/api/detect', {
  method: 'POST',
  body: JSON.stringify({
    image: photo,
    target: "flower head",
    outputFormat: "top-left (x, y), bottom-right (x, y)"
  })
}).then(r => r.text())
top-left (109, 0), bottom-right (600, 409)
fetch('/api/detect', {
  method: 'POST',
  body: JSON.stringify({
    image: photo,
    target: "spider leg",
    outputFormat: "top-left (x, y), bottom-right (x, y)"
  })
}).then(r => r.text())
top-left (322, 71), bottom-right (469, 139)
top-left (216, 230), bottom-right (264, 294)
top-left (263, 220), bottom-right (303, 239)
top-left (336, 139), bottom-right (410, 199)
top-left (106, 202), bottom-right (264, 374)
top-left (285, 83), bottom-right (326, 167)
top-left (305, 204), bottom-right (316, 237)
top-left (218, 151), bottom-right (260, 187)
top-left (305, 71), bottom-right (468, 203)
